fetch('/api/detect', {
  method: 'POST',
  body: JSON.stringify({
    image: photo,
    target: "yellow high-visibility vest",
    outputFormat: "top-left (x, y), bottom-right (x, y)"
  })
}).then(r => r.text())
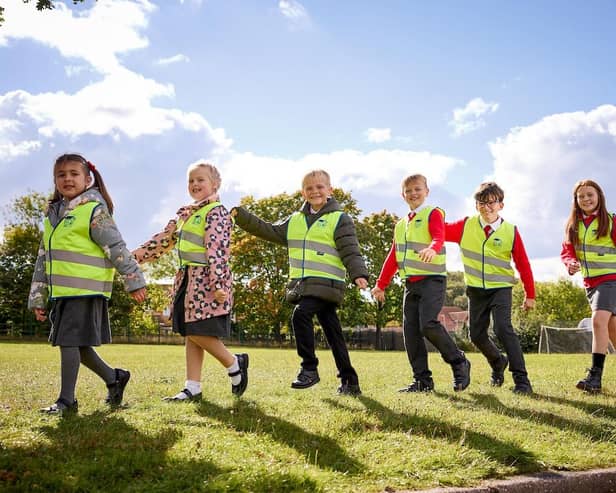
top-left (43, 201), bottom-right (114, 299)
top-left (576, 215), bottom-right (616, 279)
top-left (460, 216), bottom-right (516, 288)
top-left (177, 202), bottom-right (221, 267)
top-left (394, 206), bottom-right (446, 277)
top-left (287, 211), bottom-right (346, 281)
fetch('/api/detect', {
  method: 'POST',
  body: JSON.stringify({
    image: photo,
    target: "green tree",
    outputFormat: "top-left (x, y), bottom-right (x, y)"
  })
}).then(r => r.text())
top-left (445, 271), bottom-right (468, 310)
top-left (0, 191), bottom-right (48, 336)
top-left (356, 210), bottom-right (403, 348)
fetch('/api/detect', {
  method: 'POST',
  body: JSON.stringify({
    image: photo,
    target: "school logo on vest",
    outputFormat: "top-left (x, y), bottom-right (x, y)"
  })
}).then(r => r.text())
top-left (193, 215), bottom-right (202, 225)
top-left (414, 219), bottom-right (422, 228)
top-left (64, 216), bottom-right (76, 227)
top-left (492, 237), bottom-right (502, 247)
top-left (316, 218), bottom-right (328, 228)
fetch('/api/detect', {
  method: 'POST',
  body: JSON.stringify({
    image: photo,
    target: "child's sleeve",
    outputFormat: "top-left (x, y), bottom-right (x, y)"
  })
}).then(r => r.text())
top-left (232, 206), bottom-right (289, 246)
top-left (428, 208), bottom-right (445, 251)
top-left (444, 218), bottom-right (466, 244)
top-left (334, 214), bottom-right (369, 282)
top-left (133, 218), bottom-right (179, 263)
top-left (512, 228), bottom-right (535, 299)
top-left (560, 241), bottom-right (578, 272)
top-left (375, 242), bottom-right (397, 289)
top-left (90, 205), bottom-right (146, 292)
top-left (27, 239), bottom-right (49, 310)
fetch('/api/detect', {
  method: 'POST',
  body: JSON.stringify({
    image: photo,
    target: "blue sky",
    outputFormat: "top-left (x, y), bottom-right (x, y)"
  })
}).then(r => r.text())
top-left (2, 0), bottom-right (616, 281)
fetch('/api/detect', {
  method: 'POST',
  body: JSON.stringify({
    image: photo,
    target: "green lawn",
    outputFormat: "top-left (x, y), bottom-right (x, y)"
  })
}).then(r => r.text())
top-left (1, 342), bottom-right (616, 492)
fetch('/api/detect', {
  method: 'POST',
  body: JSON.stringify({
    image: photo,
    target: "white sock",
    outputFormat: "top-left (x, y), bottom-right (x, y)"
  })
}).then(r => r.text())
top-left (185, 380), bottom-right (201, 396)
top-left (227, 357), bottom-right (242, 385)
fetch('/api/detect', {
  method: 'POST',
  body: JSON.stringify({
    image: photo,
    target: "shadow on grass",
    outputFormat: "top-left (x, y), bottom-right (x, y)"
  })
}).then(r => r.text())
top-left (0, 410), bottom-right (319, 493)
top-left (324, 395), bottom-right (541, 474)
top-left (532, 392), bottom-right (616, 420)
top-left (459, 392), bottom-right (616, 445)
top-left (196, 398), bottom-right (364, 475)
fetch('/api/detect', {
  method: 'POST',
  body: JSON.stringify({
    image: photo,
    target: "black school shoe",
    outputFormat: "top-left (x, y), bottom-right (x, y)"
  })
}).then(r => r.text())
top-left (40, 397), bottom-right (78, 416)
top-left (451, 356), bottom-right (471, 392)
top-left (337, 382), bottom-right (362, 396)
top-left (231, 353), bottom-right (249, 397)
top-left (291, 369), bottom-right (320, 389)
top-left (576, 366), bottom-right (602, 393)
top-left (512, 376), bottom-right (533, 394)
top-left (163, 388), bottom-right (202, 402)
top-left (491, 354), bottom-right (509, 387)
top-left (398, 378), bottom-right (434, 393)
top-left (105, 368), bottom-right (131, 406)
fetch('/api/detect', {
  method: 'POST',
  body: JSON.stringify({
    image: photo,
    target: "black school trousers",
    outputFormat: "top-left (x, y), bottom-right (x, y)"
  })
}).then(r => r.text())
top-left (291, 296), bottom-right (359, 384)
top-left (466, 286), bottom-right (529, 380)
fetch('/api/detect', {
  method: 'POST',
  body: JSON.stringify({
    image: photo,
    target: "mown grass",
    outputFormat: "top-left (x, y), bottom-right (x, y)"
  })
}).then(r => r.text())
top-left (1, 342), bottom-right (616, 492)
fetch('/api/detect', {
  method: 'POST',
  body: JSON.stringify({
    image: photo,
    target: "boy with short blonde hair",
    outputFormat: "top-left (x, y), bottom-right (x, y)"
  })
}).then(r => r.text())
top-left (372, 174), bottom-right (471, 392)
top-left (232, 170), bottom-right (368, 395)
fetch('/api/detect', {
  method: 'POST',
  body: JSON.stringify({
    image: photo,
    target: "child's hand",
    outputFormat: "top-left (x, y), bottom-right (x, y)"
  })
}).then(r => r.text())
top-left (214, 289), bottom-right (228, 303)
top-left (130, 287), bottom-right (147, 303)
top-left (230, 208), bottom-right (238, 218)
top-left (418, 247), bottom-right (436, 263)
top-left (568, 260), bottom-right (581, 275)
top-left (371, 286), bottom-right (385, 303)
top-left (355, 277), bottom-right (368, 290)
top-left (33, 308), bottom-right (47, 322)
top-left (522, 298), bottom-right (535, 310)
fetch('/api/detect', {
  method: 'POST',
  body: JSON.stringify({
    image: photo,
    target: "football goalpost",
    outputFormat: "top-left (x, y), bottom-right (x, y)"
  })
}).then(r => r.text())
top-left (538, 325), bottom-right (616, 354)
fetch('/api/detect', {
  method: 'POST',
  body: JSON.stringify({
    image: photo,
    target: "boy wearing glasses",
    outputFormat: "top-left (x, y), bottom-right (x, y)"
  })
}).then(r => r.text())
top-left (445, 182), bottom-right (535, 393)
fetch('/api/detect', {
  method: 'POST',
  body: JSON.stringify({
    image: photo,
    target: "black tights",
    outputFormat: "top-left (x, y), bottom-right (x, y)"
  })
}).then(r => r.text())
top-left (59, 346), bottom-right (115, 403)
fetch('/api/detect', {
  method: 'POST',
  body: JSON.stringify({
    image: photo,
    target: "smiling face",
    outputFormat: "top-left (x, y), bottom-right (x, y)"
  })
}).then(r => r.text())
top-left (576, 185), bottom-right (600, 216)
top-left (54, 161), bottom-right (91, 200)
top-left (301, 173), bottom-right (332, 211)
top-left (475, 194), bottom-right (504, 223)
top-left (188, 166), bottom-right (217, 202)
top-left (402, 178), bottom-right (429, 210)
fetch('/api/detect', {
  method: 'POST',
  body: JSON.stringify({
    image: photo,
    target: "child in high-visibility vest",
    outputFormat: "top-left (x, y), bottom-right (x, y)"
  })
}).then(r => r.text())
top-left (561, 179), bottom-right (616, 393)
top-left (445, 181), bottom-right (535, 394)
top-left (372, 174), bottom-right (471, 393)
top-left (232, 169), bottom-right (368, 395)
top-left (29, 153), bottom-right (147, 415)
top-left (133, 162), bottom-right (248, 402)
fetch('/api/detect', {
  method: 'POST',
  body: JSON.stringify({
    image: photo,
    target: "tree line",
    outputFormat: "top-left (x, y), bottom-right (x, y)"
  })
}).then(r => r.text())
top-left (0, 189), bottom-right (590, 351)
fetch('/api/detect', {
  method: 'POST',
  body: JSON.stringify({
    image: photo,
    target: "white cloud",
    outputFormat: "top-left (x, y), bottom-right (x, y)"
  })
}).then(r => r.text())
top-left (64, 65), bottom-right (92, 78)
top-left (449, 97), bottom-right (499, 137)
top-left (155, 54), bottom-right (190, 66)
top-left (0, 117), bottom-right (40, 161)
top-left (488, 104), bottom-right (616, 261)
top-left (1, 0), bottom-right (155, 74)
top-left (279, 0), bottom-right (310, 29)
top-left (219, 149), bottom-right (461, 198)
top-left (365, 128), bottom-right (391, 143)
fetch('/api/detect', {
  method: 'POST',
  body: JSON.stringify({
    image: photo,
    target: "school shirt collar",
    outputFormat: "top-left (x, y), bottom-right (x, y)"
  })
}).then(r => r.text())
top-left (479, 216), bottom-right (503, 231)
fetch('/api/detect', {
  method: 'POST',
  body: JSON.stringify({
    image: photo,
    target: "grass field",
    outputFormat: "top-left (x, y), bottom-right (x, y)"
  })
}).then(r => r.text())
top-left (1, 342), bottom-right (616, 492)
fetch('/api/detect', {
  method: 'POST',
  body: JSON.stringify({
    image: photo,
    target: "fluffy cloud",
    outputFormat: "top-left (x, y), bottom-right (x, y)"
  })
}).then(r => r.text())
top-left (365, 128), bottom-right (392, 144)
top-left (449, 97), bottom-right (499, 137)
top-left (219, 149), bottom-right (461, 197)
top-left (0, 0), bottom-right (155, 74)
top-left (489, 104), bottom-right (616, 260)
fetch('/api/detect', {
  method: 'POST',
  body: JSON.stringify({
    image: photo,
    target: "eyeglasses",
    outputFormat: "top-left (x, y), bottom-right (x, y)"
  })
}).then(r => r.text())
top-left (476, 199), bottom-right (500, 208)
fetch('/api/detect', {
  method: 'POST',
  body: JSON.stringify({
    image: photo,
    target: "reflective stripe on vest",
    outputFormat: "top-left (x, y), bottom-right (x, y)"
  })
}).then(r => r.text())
top-left (576, 214), bottom-right (616, 278)
top-left (459, 216), bottom-right (517, 288)
top-left (43, 201), bottom-right (114, 299)
top-left (176, 202), bottom-right (221, 266)
top-left (394, 206), bottom-right (446, 277)
top-left (287, 211), bottom-right (346, 281)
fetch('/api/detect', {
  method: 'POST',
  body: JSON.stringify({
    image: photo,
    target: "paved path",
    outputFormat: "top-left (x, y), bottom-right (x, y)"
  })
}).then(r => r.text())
top-left (405, 467), bottom-right (616, 493)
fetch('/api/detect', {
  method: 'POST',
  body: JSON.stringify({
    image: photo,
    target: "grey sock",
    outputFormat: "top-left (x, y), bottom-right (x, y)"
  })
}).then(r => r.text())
top-left (59, 346), bottom-right (80, 403)
top-left (79, 347), bottom-right (115, 384)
